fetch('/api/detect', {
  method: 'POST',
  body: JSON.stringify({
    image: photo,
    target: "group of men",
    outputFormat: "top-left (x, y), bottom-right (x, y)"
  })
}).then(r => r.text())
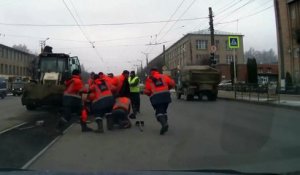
top-left (58, 67), bottom-right (175, 135)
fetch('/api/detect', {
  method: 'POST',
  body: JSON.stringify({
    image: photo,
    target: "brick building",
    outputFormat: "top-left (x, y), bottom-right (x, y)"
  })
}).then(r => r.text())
top-left (216, 64), bottom-right (278, 84)
top-left (0, 44), bottom-right (36, 81)
top-left (149, 29), bottom-right (244, 76)
top-left (274, 0), bottom-right (300, 87)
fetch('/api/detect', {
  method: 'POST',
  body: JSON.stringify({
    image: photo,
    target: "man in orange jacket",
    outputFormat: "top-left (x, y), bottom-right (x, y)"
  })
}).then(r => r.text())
top-left (89, 73), bottom-right (115, 133)
top-left (111, 70), bottom-right (130, 98)
top-left (58, 69), bottom-right (83, 131)
top-left (88, 72), bottom-right (95, 87)
top-left (144, 67), bottom-right (175, 135)
top-left (107, 97), bottom-right (132, 130)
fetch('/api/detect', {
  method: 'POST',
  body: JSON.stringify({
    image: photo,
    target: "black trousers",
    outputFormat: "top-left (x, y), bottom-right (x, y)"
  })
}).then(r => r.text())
top-left (130, 92), bottom-right (140, 113)
top-left (62, 96), bottom-right (81, 122)
top-left (112, 109), bottom-right (128, 123)
top-left (152, 103), bottom-right (169, 117)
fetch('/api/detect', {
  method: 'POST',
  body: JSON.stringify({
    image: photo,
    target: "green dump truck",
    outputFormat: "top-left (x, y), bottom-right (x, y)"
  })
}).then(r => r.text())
top-left (21, 46), bottom-right (81, 110)
top-left (175, 66), bottom-right (221, 101)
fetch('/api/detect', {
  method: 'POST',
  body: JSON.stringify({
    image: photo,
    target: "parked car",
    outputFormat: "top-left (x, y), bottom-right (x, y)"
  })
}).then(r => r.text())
top-left (218, 80), bottom-right (232, 91)
top-left (12, 82), bottom-right (25, 96)
top-left (0, 78), bottom-right (7, 99)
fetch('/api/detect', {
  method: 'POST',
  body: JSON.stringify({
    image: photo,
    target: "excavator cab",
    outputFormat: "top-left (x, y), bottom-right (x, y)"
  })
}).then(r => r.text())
top-left (22, 47), bottom-right (81, 110)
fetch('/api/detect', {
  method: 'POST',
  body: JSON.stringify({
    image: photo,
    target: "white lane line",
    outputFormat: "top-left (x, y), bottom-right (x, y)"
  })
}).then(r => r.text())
top-left (0, 122), bottom-right (27, 135)
top-left (21, 124), bottom-right (74, 170)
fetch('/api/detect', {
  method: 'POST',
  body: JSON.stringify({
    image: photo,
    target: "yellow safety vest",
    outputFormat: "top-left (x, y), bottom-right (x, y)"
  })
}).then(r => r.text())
top-left (128, 76), bottom-right (140, 93)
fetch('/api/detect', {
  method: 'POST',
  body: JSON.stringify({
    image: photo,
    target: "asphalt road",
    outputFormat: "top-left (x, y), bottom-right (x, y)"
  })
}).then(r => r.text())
top-left (0, 95), bottom-right (29, 131)
top-left (0, 96), bottom-right (63, 169)
top-left (28, 96), bottom-right (300, 174)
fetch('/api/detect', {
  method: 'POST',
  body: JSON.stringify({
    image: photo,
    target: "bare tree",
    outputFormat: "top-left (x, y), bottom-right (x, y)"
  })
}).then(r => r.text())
top-left (245, 48), bottom-right (278, 64)
top-left (80, 64), bottom-right (90, 83)
top-left (27, 57), bottom-right (38, 80)
top-left (12, 44), bottom-right (31, 53)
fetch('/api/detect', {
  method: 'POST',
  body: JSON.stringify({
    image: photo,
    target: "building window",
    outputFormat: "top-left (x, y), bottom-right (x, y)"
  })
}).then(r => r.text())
top-left (0, 64), bottom-right (3, 74)
top-left (226, 55), bottom-right (233, 64)
top-left (5, 64), bottom-right (8, 74)
top-left (13, 66), bottom-right (15, 74)
top-left (258, 68), bottom-right (263, 73)
top-left (225, 40), bottom-right (233, 50)
top-left (8, 50), bottom-right (13, 60)
top-left (196, 40), bottom-right (208, 50)
top-left (215, 40), bottom-right (219, 49)
top-left (9, 65), bottom-right (12, 74)
top-left (291, 6), bottom-right (296, 20)
top-left (5, 49), bottom-right (8, 58)
top-left (215, 54), bottom-right (220, 64)
top-left (294, 48), bottom-right (299, 58)
top-left (267, 68), bottom-right (272, 74)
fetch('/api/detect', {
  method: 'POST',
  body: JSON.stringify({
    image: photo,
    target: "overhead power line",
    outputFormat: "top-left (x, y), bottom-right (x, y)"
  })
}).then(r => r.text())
top-left (0, 17), bottom-right (208, 27)
top-left (215, 4), bottom-right (274, 26)
top-left (156, 0), bottom-right (186, 37)
top-left (158, 0), bottom-right (197, 42)
top-left (62, 0), bottom-right (103, 62)
top-left (215, 0), bottom-right (243, 18)
top-left (215, 0), bottom-right (255, 23)
top-left (214, 0), bottom-right (239, 14)
top-left (62, 0), bottom-right (91, 42)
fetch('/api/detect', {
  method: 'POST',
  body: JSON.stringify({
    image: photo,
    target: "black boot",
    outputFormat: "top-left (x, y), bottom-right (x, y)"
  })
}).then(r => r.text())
top-left (106, 114), bottom-right (114, 131)
top-left (80, 120), bottom-right (93, 132)
top-left (56, 117), bottom-right (68, 134)
top-left (95, 119), bottom-right (104, 133)
top-left (157, 115), bottom-right (169, 135)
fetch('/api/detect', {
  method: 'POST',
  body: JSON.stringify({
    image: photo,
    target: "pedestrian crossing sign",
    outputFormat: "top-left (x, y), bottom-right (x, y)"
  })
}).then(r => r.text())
top-left (228, 36), bottom-right (240, 49)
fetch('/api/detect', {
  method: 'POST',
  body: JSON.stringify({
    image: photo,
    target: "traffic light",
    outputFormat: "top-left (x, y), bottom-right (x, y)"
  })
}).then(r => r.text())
top-left (209, 53), bottom-right (216, 66)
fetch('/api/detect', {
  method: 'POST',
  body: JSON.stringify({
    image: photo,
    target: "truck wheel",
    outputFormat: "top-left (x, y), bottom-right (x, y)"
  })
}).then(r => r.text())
top-left (185, 95), bottom-right (193, 101)
top-left (0, 94), bottom-right (4, 99)
top-left (26, 105), bottom-right (36, 111)
top-left (208, 94), bottom-right (217, 101)
top-left (176, 93), bottom-right (181, 99)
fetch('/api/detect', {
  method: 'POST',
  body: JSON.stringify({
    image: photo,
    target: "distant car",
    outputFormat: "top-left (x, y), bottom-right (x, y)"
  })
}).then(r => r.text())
top-left (218, 80), bottom-right (232, 91)
top-left (139, 83), bottom-right (145, 94)
top-left (12, 82), bottom-right (25, 96)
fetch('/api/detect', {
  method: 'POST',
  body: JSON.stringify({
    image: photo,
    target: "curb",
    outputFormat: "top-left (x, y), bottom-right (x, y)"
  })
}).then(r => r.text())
top-left (218, 97), bottom-right (300, 111)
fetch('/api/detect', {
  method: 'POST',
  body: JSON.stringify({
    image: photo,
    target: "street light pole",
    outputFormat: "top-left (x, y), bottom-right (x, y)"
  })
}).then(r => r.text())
top-left (39, 37), bottom-right (49, 53)
top-left (141, 52), bottom-right (149, 76)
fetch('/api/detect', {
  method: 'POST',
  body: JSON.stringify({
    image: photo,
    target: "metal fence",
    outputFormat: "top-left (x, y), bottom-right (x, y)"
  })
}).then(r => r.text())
top-left (219, 83), bottom-right (280, 102)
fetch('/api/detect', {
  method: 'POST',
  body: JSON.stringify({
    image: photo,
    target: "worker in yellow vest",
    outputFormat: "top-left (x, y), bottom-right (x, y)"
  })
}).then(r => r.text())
top-left (128, 71), bottom-right (140, 117)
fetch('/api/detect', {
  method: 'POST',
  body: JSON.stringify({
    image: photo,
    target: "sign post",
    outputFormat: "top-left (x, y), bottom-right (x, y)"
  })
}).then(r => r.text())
top-left (228, 36), bottom-right (240, 84)
top-left (228, 36), bottom-right (240, 99)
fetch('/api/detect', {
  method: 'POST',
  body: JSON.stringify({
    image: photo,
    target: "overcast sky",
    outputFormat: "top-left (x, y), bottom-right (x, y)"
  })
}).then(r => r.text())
top-left (0, 0), bottom-right (277, 74)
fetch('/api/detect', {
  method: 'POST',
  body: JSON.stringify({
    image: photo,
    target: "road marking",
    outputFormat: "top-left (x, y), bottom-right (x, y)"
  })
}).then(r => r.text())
top-left (0, 122), bottom-right (27, 135)
top-left (21, 124), bottom-right (74, 170)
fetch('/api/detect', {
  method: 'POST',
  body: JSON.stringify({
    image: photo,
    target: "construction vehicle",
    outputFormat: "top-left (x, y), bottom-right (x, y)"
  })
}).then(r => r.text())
top-left (21, 46), bottom-right (81, 110)
top-left (175, 66), bottom-right (221, 101)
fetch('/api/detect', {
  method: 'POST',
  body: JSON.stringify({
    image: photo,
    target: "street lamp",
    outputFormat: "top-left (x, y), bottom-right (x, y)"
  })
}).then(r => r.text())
top-left (40, 37), bottom-right (50, 52)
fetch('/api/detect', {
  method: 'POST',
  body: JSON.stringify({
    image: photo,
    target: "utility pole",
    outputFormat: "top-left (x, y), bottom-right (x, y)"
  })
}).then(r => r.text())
top-left (141, 52), bottom-right (149, 73)
top-left (209, 7), bottom-right (216, 67)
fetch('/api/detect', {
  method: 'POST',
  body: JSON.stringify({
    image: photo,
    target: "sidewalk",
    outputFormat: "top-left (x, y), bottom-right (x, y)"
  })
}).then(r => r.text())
top-left (218, 90), bottom-right (300, 109)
